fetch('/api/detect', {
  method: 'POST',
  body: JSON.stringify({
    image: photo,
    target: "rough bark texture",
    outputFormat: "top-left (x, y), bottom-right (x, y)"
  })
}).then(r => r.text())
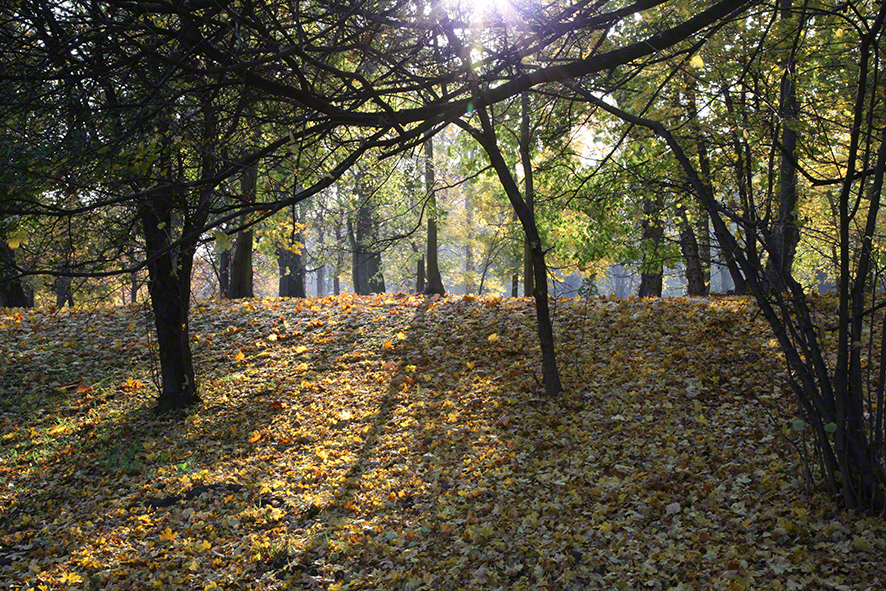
top-left (638, 273), bottom-right (662, 298)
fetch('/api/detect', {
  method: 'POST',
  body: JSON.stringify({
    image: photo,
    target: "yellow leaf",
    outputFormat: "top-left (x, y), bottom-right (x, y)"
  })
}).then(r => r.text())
top-left (599, 522), bottom-right (613, 532)
top-left (295, 345), bottom-right (308, 354)
top-left (59, 572), bottom-right (84, 584)
top-left (196, 539), bottom-right (212, 552)
top-left (690, 55), bottom-right (704, 68)
top-left (487, 333), bottom-right (499, 342)
top-left (159, 527), bottom-right (177, 542)
top-left (248, 431), bottom-right (262, 443)
top-left (396, 332), bottom-right (407, 340)
top-left (234, 350), bottom-right (245, 362)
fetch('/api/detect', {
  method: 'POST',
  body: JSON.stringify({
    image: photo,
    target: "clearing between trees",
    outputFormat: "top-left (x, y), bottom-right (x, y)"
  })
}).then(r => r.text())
top-left (1, 294), bottom-right (884, 590)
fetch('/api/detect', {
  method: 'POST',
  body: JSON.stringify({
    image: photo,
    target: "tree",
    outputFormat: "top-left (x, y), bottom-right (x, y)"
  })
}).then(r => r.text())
top-left (2, 0), bottom-right (759, 410)
top-left (227, 165), bottom-right (257, 299)
top-left (277, 205), bottom-right (307, 298)
top-left (348, 170), bottom-right (386, 295)
top-left (423, 137), bottom-right (445, 295)
top-left (574, 0), bottom-right (886, 509)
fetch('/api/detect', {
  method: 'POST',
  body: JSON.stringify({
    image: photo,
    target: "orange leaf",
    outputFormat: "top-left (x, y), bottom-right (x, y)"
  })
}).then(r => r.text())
top-left (234, 350), bottom-right (245, 362)
top-left (248, 430), bottom-right (262, 443)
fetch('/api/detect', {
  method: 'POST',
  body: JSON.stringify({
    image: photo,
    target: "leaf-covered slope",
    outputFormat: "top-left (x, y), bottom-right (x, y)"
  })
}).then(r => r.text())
top-left (1, 294), bottom-right (884, 590)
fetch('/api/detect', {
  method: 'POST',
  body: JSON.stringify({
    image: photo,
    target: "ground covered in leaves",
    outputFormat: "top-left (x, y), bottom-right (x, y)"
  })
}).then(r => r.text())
top-left (1, 293), bottom-right (885, 590)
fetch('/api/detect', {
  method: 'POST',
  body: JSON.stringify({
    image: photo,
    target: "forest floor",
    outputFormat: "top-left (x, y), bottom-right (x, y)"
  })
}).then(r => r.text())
top-left (1, 293), bottom-right (884, 591)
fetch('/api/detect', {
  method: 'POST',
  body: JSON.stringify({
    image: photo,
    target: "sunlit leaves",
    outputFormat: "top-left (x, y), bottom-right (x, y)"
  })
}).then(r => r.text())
top-left (1, 294), bottom-right (885, 589)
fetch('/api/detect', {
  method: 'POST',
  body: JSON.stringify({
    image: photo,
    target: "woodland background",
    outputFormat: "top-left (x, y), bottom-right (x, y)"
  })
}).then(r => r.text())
top-left (1, 0), bottom-right (886, 580)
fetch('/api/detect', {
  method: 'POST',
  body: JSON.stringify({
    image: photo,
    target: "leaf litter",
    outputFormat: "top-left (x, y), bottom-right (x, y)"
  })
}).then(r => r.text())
top-left (0, 293), bottom-right (884, 590)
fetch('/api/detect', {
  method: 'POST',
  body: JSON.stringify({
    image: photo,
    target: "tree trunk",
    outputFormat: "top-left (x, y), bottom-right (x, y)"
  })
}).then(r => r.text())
top-left (278, 247), bottom-right (305, 298)
top-left (678, 209), bottom-right (707, 296)
top-left (0, 242), bottom-right (30, 308)
top-left (139, 197), bottom-right (199, 413)
top-left (349, 197), bottom-right (385, 295)
top-left (511, 209), bottom-right (520, 297)
top-left (766, 0), bottom-right (801, 291)
top-left (218, 248), bottom-right (230, 297)
top-left (520, 92), bottom-right (535, 298)
top-left (685, 75), bottom-right (712, 295)
top-left (55, 273), bottom-right (74, 307)
top-left (461, 104), bottom-right (563, 396)
top-left (278, 206), bottom-right (306, 298)
top-left (586, 81), bottom-right (886, 512)
top-left (227, 227), bottom-right (254, 299)
top-left (424, 137), bottom-right (445, 295)
top-left (227, 166), bottom-right (257, 299)
top-left (130, 263), bottom-right (140, 303)
top-left (465, 192), bottom-right (475, 295)
top-left (637, 196), bottom-right (663, 298)
top-left (316, 217), bottom-right (325, 297)
top-left (416, 253), bottom-right (426, 293)
top-left (333, 211), bottom-right (344, 296)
